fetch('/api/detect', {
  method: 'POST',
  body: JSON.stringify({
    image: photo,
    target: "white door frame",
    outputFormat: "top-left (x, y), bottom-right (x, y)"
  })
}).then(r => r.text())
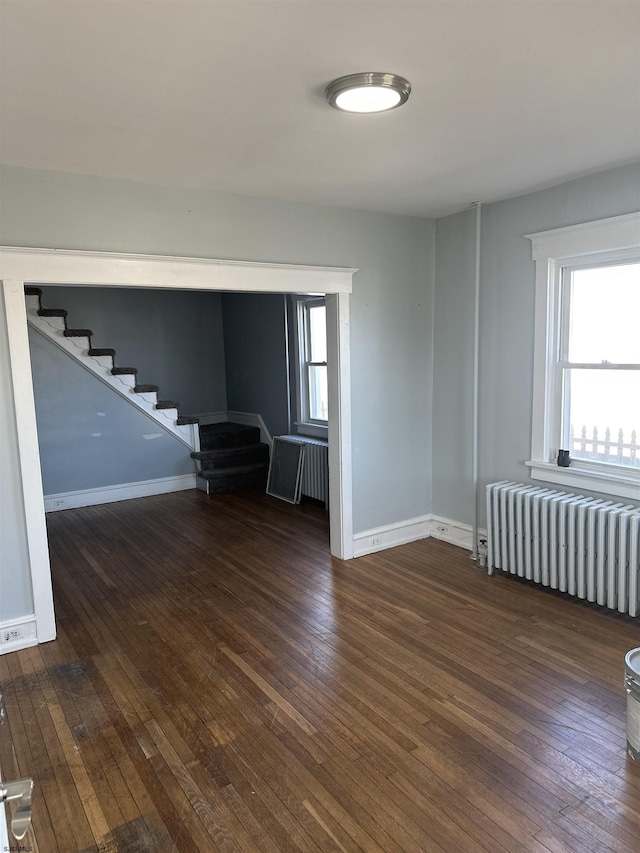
top-left (0, 247), bottom-right (357, 646)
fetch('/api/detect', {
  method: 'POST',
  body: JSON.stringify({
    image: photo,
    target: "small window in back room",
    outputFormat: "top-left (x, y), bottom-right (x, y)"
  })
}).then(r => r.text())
top-left (295, 297), bottom-right (328, 430)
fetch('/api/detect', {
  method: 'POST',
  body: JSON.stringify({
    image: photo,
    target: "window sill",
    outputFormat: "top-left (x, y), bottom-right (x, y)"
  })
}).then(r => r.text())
top-left (526, 460), bottom-right (640, 501)
top-left (294, 421), bottom-right (328, 439)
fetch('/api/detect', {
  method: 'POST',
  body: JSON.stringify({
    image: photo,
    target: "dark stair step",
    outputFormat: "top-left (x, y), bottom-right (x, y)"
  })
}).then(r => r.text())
top-left (177, 415), bottom-right (199, 426)
top-left (134, 383), bottom-right (159, 393)
top-left (25, 286), bottom-right (43, 297)
top-left (198, 463), bottom-right (268, 493)
top-left (64, 328), bottom-right (93, 338)
top-left (38, 308), bottom-right (67, 319)
top-left (198, 422), bottom-right (261, 450)
top-left (156, 400), bottom-right (180, 410)
top-left (192, 443), bottom-right (268, 470)
top-left (111, 367), bottom-right (137, 376)
top-left (89, 347), bottom-right (116, 357)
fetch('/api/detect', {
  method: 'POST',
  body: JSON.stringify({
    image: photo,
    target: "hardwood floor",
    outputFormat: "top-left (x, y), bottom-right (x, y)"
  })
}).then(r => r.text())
top-left (1, 490), bottom-right (639, 852)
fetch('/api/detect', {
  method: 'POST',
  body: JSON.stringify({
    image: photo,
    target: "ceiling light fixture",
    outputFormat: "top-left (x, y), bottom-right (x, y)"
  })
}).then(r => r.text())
top-left (325, 72), bottom-right (411, 114)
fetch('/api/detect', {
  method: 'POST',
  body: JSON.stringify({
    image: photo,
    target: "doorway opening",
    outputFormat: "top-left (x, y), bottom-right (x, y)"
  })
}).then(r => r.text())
top-left (1, 246), bottom-right (356, 648)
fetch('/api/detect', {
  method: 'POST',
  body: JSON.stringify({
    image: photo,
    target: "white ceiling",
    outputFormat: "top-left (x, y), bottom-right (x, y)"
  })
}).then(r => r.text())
top-left (1, 0), bottom-right (639, 218)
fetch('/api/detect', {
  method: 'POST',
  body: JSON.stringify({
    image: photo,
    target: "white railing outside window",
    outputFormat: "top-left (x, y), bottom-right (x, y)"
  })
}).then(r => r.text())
top-left (570, 425), bottom-right (638, 467)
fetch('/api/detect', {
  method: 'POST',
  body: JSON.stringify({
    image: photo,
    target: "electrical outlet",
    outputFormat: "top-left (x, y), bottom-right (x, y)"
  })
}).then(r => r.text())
top-left (436, 524), bottom-right (449, 536)
top-left (370, 535), bottom-right (381, 547)
top-left (54, 498), bottom-right (64, 506)
top-left (2, 628), bottom-right (23, 643)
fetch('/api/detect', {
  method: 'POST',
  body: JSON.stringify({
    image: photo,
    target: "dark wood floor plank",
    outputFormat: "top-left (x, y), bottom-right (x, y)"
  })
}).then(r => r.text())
top-left (2, 489), bottom-right (639, 852)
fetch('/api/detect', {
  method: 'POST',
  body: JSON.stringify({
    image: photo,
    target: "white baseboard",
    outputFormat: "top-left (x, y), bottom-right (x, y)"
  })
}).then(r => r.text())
top-left (430, 514), bottom-right (487, 551)
top-left (0, 771), bottom-right (7, 849)
top-left (0, 615), bottom-right (38, 655)
top-left (353, 513), bottom-right (487, 558)
top-left (44, 473), bottom-right (197, 512)
top-left (353, 515), bottom-right (431, 557)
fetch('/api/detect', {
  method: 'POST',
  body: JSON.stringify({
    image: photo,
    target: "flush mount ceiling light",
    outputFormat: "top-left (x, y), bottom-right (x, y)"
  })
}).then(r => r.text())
top-left (325, 72), bottom-right (411, 113)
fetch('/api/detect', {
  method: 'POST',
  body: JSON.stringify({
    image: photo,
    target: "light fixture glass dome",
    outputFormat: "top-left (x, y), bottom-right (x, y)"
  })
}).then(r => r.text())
top-left (326, 72), bottom-right (411, 114)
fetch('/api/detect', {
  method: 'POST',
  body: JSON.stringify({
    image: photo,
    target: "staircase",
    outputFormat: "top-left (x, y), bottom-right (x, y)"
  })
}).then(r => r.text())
top-left (24, 286), bottom-right (200, 449)
top-left (193, 423), bottom-right (270, 494)
top-left (25, 286), bottom-right (271, 496)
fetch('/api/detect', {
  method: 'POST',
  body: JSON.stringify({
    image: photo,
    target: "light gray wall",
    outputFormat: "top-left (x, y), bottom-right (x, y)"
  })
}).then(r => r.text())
top-left (39, 286), bottom-right (227, 415)
top-left (0, 164), bottom-right (434, 626)
top-left (0, 291), bottom-right (35, 621)
top-left (29, 329), bottom-right (196, 494)
top-left (432, 208), bottom-right (476, 525)
top-left (221, 293), bottom-right (289, 438)
top-left (433, 162), bottom-right (640, 527)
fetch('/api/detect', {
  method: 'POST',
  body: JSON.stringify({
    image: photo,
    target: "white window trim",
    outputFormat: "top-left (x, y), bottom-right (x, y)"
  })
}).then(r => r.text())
top-left (525, 211), bottom-right (640, 501)
top-left (294, 295), bottom-right (328, 437)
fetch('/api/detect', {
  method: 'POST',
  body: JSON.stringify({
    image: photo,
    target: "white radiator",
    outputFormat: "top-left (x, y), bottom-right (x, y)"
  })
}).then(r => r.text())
top-left (281, 435), bottom-right (329, 506)
top-left (486, 481), bottom-right (640, 616)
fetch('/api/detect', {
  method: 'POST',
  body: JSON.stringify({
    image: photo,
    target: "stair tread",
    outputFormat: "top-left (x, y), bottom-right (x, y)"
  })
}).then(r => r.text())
top-left (64, 328), bottom-right (93, 337)
top-left (111, 367), bottom-right (137, 375)
top-left (177, 416), bottom-right (199, 425)
top-left (38, 308), bottom-right (67, 318)
top-left (199, 422), bottom-right (258, 433)
top-left (199, 463), bottom-right (268, 479)
top-left (156, 400), bottom-right (180, 409)
top-left (192, 443), bottom-right (267, 460)
top-left (134, 384), bottom-right (159, 393)
top-left (89, 348), bottom-right (116, 357)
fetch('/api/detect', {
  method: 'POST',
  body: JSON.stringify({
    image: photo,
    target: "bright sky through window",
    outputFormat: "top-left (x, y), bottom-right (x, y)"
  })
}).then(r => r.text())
top-left (565, 262), bottom-right (639, 463)
top-left (569, 263), bottom-right (640, 363)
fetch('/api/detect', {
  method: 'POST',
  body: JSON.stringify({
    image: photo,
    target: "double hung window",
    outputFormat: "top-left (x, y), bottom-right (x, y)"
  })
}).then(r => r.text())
top-left (559, 261), bottom-right (639, 468)
top-left (295, 297), bottom-right (328, 433)
top-left (527, 213), bottom-right (640, 500)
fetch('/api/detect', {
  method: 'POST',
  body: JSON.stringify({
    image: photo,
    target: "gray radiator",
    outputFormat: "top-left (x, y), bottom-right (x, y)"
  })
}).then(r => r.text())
top-left (487, 481), bottom-right (640, 616)
top-left (281, 435), bottom-right (329, 507)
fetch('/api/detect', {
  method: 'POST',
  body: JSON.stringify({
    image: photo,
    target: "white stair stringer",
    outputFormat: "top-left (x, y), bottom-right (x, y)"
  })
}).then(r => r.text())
top-left (25, 296), bottom-right (199, 451)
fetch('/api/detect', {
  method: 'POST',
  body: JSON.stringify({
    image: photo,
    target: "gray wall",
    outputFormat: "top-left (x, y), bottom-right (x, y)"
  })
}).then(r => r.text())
top-left (39, 286), bottom-right (227, 415)
top-left (0, 290), bottom-right (35, 621)
top-left (29, 328), bottom-right (196, 495)
top-left (432, 208), bottom-right (476, 526)
top-left (0, 164), bottom-right (434, 622)
top-left (221, 293), bottom-right (289, 438)
top-left (433, 162), bottom-right (640, 527)
top-left (3, 160), bottom-right (637, 628)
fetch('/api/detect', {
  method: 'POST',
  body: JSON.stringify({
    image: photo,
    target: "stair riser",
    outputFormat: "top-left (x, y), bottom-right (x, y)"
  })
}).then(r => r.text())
top-left (40, 316), bottom-right (67, 332)
top-left (25, 295), bottom-right (42, 311)
top-left (194, 446), bottom-right (269, 470)
top-left (155, 407), bottom-right (179, 421)
top-left (206, 469), bottom-right (268, 493)
top-left (137, 391), bottom-right (159, 406)
top-left (111, 373), bottom-right (137, 390)
top-left (90, 355), bottom-right (114, 370)
top-left (199, 426), bottom-right (261, 450)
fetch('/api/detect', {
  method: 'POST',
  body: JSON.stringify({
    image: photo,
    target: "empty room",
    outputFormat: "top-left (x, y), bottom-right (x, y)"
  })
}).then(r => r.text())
top-left (1, 1), bottom-right (639, 851)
